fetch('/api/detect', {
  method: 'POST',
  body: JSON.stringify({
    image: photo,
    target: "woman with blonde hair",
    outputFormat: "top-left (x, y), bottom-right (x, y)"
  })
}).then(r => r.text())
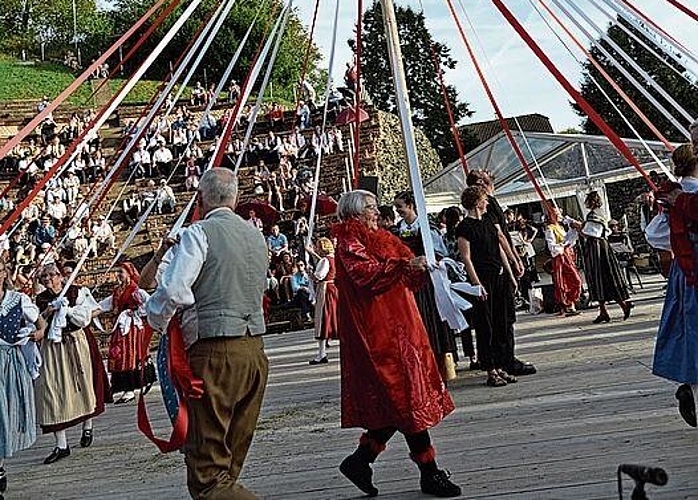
top-left (306, 237), bottom-right (339, 364)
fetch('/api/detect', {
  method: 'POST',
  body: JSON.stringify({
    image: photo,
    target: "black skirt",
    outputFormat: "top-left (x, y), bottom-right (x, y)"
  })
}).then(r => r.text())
top-left (582, 237), bottom-right (630, 303)
top-left (413, 279), bottom-right (457, 356)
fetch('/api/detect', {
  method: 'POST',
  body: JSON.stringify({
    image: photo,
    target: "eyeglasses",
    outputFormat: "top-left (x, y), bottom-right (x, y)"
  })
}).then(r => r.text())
top-left (364, 204), bottom-right (378, 212)
top-left (39, 271), bottom-right (59, 281)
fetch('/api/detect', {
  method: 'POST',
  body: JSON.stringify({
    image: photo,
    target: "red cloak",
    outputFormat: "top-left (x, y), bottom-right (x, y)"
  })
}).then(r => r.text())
top-left (332, 219), bottom-right (454, 433)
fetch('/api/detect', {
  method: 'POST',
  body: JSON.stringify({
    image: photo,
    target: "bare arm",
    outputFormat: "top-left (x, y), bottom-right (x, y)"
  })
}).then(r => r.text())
top-left (501, 244), bottom-right (518, 292)
top-left (458, 237), bottom-right (487, 300)
top-left (495, 223), bottom-right (523, 277)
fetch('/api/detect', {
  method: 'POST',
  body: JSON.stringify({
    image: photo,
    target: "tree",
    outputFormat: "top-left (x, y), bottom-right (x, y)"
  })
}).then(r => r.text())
top-left (0, 0), bottom-right (111, 60)
top-left (361, 1), bottom-right (475, 166)
top-left (574, 16), bottom-right (698, 142)
top-left (108, 0), bottom-right (320, 103)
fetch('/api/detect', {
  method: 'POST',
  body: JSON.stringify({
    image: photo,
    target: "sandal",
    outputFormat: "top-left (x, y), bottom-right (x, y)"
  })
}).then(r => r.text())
top-left (486, 374), bottom-right (507, 387)
top-left (498, 370), bottom-right (518, 384)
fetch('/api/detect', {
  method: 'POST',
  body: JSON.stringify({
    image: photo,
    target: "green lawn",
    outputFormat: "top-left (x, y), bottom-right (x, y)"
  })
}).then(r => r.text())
top-left (0, 54), bottom-right (170, 106)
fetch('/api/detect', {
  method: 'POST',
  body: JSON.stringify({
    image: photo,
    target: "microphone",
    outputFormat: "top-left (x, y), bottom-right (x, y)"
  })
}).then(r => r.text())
top-left (619, 465), bottom-right (668, 486)
top-left (617, 464), bottom-right (668, 500)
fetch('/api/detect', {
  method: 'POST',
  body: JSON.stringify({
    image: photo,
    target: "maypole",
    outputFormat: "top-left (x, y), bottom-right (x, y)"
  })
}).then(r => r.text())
top-left (379, 0), bottom-right (466, 331)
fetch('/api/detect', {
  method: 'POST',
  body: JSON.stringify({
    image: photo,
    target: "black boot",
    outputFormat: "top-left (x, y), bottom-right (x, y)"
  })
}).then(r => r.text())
top-left (420, 469), bottom-right (462, 498)
top-left (339, 442), bottom-right (380, 497)
top-left (0, 467), bottom-right (6, 493)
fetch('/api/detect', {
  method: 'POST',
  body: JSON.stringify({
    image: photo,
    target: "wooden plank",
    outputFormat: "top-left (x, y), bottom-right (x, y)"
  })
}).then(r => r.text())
top-left (6, 274), bottom-right (696, 499)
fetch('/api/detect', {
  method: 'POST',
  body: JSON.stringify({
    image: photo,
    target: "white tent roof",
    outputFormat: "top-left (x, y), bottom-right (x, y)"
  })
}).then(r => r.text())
top-left (424, 131), bottom-right (674, 212)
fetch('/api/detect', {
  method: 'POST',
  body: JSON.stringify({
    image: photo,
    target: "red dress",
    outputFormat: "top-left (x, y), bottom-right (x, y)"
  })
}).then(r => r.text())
top-left (106, 282), bottom-right (156, 393)
top-left (313, 256), bottom-right (339, 340)
top-left (332, 220), bottom-right (454, 434)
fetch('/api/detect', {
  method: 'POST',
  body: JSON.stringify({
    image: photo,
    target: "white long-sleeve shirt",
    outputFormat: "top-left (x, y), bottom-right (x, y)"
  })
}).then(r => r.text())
top-left (145, 208), bottom-right (230, 333)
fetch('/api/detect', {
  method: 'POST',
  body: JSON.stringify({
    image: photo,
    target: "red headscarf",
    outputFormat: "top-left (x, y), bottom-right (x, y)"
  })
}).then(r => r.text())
top-left (113, 262), bottom-right (142, 312)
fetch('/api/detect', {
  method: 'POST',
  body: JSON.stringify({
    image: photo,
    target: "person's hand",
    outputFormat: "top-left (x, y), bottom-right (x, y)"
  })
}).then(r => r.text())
top-left (30, 329), bottom-right (44, 342)
top-left (409, 256), bottom-right (428, 272)
top-left (657, 188), bottom-right (682, 207)
top-left (155, 235), bottom-right (178, 260)
top-left (513, 260), bottom-right (524, 278)
top-left (510, 276), bottom-right (519, 294)
top-left (477, 284), bottom-right (488, 301)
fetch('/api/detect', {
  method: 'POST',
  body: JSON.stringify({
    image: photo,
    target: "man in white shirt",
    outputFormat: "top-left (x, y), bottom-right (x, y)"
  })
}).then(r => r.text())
top-left (157, 180), bottom-right (176, 214)
top-left (152, 143), bottom-right (173, 178)
top-left (146, 168), bottom-right (268, 499)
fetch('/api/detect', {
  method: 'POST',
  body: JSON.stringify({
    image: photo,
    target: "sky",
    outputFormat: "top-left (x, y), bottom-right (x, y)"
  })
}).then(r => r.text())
top-left (294, 0), bottom-right (697, 132)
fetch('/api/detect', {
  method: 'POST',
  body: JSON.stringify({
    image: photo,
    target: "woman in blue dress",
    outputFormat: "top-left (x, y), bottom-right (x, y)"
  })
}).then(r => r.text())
top-left (0, 259), bottom-right (46, 494)
top-left (652, 143), bottom-right (698, 428)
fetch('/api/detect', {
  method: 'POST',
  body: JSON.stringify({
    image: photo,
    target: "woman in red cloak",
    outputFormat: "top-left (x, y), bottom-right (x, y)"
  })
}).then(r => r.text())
top-left (332, 190), bottom-right (461, 498)
top-left (98, 262), bottom-right (156, 404)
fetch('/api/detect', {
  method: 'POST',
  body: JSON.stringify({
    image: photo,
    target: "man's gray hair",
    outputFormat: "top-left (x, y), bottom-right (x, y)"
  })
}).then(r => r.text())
top-left (337, 190), bottom-right (376, 221)
top-left (199, 168), bottom-right (238, 208)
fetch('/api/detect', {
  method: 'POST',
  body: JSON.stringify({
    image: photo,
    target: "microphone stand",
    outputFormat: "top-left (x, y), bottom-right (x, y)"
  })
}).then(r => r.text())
top-left (617, 465), bottom-right (665, 500)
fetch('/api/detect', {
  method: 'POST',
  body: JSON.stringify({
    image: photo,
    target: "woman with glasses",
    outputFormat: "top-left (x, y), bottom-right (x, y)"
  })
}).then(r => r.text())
top-left (334, 190), bottom-right (461, 498)
top-left (0, 259), bottom-right (46, 494)
top-left (35, 263), bottom-right (111, 465)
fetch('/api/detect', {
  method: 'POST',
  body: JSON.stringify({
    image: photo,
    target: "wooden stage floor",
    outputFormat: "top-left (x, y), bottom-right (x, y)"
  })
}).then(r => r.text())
top-left (6, 274), bottom-right (696, 499)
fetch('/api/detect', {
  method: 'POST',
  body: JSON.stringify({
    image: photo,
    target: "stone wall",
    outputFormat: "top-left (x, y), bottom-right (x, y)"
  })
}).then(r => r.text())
top-left (372, 110), bottom-right (442, 203)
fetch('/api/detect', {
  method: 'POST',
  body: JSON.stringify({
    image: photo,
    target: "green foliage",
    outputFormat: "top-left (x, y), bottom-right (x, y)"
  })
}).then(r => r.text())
top-left (0, 0), bottom-right (112, 61)
top-left (361, 1), bottom-right (475, 166)
top-left (574, 17), bottom-right (698, 142)
top-left (0, 55), bottom-right (165, 105)
top-left (108, 0), bottom-right (320, 103)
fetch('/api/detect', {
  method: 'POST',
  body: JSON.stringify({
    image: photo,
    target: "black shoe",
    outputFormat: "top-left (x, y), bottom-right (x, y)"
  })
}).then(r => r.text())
top-left (592, 313), bottom-right (611, 324)
top-left (507, 359), bottom-right (537, 376)
top-left (80, 428), bottom-right (93, 448)
top-left (0, 467), bottom-right (6, 493)
top-left (339, 453), bottom-right (378, 497)
top-left (420, 469), bottom-right (462, 498)
top-left (675, 384), bottom-right (697, 427)
top-left (309, 356), bottom-right (328, 365)
top-left (44, 446), bottom-right (71, 465)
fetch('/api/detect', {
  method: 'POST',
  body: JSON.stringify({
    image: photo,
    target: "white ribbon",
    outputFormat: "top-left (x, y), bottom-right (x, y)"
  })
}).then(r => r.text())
top-left (381, 0), bottom-right (467, 331)
top-left (47, 297), bottom-right (69, 343)
top-left (306, 0), bottom-right (341, 243)
top-left (553, 0), bottom-right (690, 138)
top-left (233, 1), bottom-right (292, 172)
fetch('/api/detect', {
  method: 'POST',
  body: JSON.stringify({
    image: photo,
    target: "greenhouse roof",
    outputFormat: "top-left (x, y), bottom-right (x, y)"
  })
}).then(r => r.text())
top-left (423, 131), bottom-right (674, 210)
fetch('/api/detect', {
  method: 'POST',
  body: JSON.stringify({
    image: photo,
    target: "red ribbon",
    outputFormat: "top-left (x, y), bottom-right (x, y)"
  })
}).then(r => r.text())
top-left (137, 316), bottom-right (204, 453)
top-left (490, 0), bottom-right (657, 192)
top-left (353, 0), bottom-right (364, 187)
top-left (445, 0), bottom-right (551, 208)
top-left (0, 0), bottom-right (175, 161)
top-left (665, 0), bottom-right (698, 23)
top-left (536, 0), bottom-right (674, 153)
top-left (430, 43), bottom-right (468, 175)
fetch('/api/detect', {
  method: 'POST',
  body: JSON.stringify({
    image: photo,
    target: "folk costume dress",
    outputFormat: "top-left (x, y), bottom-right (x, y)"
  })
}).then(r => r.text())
top-left (332, 219), bottom-right (454, 433)
top-left (312, 255), bottom-right (339, 341)
top-left (35, 285), bottom-right (111, 433)
top-left (394, 220), bottom-right (457, 360)
top-left (99, 266), bottom-right (156, 395)
top-left (0, 291), bottom-right (40, 458)
top-left (581, 209), bottom-right (629, 304)
top-left (653, 177), bottom-right (698, 383)
top-left (544, 223), bottom-right (582, 310)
